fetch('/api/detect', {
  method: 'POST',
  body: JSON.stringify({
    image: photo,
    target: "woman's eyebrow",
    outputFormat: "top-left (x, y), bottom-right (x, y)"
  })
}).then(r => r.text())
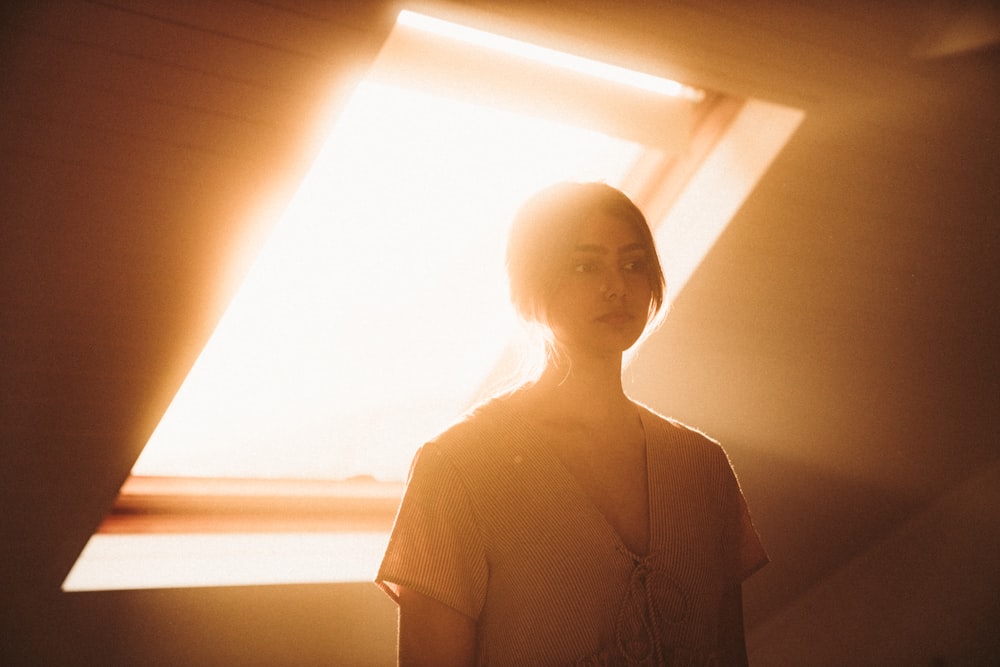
top-left (572, 243), bottom-right (646, 254)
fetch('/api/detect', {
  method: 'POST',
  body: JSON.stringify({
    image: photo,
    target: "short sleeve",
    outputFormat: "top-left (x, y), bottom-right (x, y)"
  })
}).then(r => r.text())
top-left (722, 462), bottom-right (769, 584)
top-left (375, 444), bottom-right (489, 619)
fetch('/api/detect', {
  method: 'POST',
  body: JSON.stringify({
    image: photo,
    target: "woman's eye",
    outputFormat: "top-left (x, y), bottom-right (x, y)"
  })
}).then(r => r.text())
top-left (623, 260), bottom-right (647, 272)
top-left (574, 262), bottom-right (599, 273)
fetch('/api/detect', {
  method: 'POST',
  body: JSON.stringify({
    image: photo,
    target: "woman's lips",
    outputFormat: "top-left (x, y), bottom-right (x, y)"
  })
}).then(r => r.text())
top-left (597, 311), bottom-right (634, 325)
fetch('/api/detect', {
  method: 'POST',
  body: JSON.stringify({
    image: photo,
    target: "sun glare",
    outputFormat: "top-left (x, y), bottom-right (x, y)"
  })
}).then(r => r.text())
top-left (396, 10), bottom-right (703, 102)
top-left (132, 80), bottom-right (644, 482)
top-left (65, 8), bottom-right (804, 592)
top-left (63, 533), bottom-right (389, 591)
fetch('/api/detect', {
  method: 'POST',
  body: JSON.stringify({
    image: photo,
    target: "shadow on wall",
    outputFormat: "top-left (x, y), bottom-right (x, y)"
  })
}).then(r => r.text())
top-left (26, 583), bottom-right (397, 667)
top-left (746, 460), bottom-right (1000, 666)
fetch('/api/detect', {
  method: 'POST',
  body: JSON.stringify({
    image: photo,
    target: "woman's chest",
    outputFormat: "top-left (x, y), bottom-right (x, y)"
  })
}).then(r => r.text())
top-left (547, 430), bottom-right (650, 557)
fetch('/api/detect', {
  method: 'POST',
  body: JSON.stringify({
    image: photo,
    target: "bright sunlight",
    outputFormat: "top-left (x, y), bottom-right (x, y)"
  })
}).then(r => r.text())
top-left (132, 80), bottom-right (645, 482)
top-left (63, 8), bottom-right (803, 592)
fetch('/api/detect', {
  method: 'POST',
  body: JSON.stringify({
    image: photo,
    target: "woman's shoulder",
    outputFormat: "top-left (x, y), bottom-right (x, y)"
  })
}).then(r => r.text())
top-left (636, 402), bottom-right (713, 438)
top-left (636, 402), bottom-right (730, 462)
top-left (422, 394), bottom-right (526, 461)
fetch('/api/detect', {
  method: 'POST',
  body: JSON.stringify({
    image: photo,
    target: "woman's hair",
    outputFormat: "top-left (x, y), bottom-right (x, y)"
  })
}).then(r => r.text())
top-left (506, 181), bottom-right (666, 328)
top-left (469, 182), bottom-right (667, 395)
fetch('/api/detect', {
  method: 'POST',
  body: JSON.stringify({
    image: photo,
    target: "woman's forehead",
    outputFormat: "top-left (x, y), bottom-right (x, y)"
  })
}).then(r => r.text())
top-left (572, 212), bottom-right (646, 250)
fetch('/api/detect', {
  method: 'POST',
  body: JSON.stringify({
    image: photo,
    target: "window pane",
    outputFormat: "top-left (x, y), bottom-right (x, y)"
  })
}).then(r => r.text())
top-left (133, 81), bottom-right (643, 481)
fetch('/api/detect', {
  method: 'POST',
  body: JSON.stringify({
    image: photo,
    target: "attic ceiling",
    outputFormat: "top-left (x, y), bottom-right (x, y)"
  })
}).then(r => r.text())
top-left (2, 1), bottom-right (998, 664)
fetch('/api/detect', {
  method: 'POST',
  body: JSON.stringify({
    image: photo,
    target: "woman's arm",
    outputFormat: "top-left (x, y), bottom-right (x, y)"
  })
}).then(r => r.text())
top-left (397, 585), bottom-right (477, 667)
top-left (719, 583), bottom-right (749, 666)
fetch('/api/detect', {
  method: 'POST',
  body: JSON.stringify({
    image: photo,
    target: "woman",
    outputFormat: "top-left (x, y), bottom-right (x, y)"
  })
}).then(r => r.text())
top-left (377, 182), bottom-right (767, 666)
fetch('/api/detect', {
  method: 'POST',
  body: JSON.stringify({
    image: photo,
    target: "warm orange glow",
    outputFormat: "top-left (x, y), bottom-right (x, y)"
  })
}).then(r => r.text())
top-left (96, 476), bottom-right (402, 534)
top-left (65, 6), bottom-right (804, 593)
top-left (651, 99), bottom-right (805, 300)
top-left (63, 532), bottom-right (390, 591)
top-left (131, 81), bottom-right (644, 483)
top-left (396, 10), bottom-right (704, 102)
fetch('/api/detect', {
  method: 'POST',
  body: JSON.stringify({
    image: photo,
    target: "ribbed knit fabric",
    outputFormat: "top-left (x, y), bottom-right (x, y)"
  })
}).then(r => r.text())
top-left (376, 398), bottom-right (767, 666)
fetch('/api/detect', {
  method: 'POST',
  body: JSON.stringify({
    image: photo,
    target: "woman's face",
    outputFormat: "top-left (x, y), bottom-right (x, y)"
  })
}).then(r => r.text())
top-left (542, 212), bottom-right (653, 359)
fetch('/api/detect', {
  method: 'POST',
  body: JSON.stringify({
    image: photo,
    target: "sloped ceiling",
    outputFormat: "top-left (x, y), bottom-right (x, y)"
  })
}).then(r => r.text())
top-left (2, 0), bottom-right (998, 664)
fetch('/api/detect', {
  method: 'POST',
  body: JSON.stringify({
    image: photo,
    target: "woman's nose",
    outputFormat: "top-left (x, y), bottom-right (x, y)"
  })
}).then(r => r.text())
top-left (601, 269), bottom-right (627, 300)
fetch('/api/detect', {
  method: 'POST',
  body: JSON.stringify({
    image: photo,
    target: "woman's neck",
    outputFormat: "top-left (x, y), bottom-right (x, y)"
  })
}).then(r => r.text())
top-left (527, 350), bottom-right (635, 425)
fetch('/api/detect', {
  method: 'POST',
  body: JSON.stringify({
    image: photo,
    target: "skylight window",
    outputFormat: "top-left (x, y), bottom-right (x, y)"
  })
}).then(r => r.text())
top-left (64, 8), bottom-right (803, 591)
top-left (129, 6), bottom-right (694, 483)
top-left (395, 10), bottom-right (704, 101)
top-left (131, 79), bottom-right (645, 483)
